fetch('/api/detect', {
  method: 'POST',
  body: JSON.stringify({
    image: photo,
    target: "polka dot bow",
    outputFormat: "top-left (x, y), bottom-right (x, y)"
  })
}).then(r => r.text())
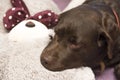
top-left (3, 0), bottom-right (59, 30)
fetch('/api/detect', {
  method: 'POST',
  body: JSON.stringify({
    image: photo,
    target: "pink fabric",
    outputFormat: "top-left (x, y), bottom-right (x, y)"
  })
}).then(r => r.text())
top-left (96, 68), bottom-right (116, 80)
top-left (53, 0), bottom-right (70, 10)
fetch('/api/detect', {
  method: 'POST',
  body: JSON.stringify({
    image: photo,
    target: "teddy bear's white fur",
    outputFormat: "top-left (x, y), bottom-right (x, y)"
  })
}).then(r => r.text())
top-left (0, 0), bottom-right (95, 80)
top-left (8, 20), bottom-right (53, 43)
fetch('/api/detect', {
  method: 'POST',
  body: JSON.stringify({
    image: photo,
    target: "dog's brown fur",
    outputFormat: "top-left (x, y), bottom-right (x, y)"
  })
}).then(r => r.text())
top-left (41, 0), bottom-right (120, 79)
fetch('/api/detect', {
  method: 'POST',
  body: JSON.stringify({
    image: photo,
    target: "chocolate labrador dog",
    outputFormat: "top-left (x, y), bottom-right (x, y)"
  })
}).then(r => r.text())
top-left (41, 0), bottom-right (120, 79)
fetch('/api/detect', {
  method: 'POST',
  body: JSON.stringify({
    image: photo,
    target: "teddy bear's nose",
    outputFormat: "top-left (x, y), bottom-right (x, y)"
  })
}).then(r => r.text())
top-left (25, 21), bottom-right (35, 28)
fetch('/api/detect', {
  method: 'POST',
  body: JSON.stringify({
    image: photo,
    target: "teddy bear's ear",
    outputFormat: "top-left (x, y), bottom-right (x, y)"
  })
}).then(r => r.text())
top-left (11, 0), bottom-right (30, 15)
top-left (28, 10), bottom-right (59, 29)
top-left (3, 0), bottom-right (30, 31)
top-left (3, 8), bottom-right (29, 30)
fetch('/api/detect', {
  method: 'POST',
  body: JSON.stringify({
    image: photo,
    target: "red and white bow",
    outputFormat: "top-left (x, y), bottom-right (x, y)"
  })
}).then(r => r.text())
top-left (3, 0), bottom-right (59, 30)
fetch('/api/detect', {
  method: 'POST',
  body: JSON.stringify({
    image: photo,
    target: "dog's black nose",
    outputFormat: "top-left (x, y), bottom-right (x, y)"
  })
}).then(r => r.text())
top-left (25, 21), bottom-right (35, 28)
top-left (41, 56), bottom-right (53, 67)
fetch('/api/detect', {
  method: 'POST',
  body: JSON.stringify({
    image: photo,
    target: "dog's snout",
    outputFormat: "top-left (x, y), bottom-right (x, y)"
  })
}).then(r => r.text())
top-left (25, 21), bottom-right (35, 28)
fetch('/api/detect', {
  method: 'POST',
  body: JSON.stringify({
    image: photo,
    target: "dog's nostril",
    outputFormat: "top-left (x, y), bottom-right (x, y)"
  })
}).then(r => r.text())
top-left (25, 21), bottom-right (35, 28)
top-left (41, 59), bottom-right (49, 65)
top-left (41, 58), bottom-right (48, 65)
top-left (41, 56), bottom-right (51, 66)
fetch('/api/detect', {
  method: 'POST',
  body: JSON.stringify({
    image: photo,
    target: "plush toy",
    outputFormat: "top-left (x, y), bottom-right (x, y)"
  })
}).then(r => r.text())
top-left (3, 0), bottom-right (59, 30)
top-left (0, 0), bottom-right (60, 32)
top-left (0, 0), bottom-right (95, 80)
top-left (3, 0), bottom-right (58, 42)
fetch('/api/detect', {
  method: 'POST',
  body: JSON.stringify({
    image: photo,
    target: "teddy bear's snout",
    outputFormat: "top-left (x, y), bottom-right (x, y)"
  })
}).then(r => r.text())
top-left (25, 21), bottom-right (35, 28)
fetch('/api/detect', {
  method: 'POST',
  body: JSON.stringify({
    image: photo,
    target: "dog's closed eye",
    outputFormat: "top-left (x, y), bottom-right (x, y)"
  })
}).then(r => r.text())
top-left (68, 36), bottom-right (77, 45)
top-left (68, 36), bottom-right (80, 50)
top-left (68, 36), bottom-right (87, 50)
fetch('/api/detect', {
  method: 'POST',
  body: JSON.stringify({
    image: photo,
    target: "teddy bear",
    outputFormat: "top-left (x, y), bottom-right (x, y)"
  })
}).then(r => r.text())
top-left (0, 0), bottom-right (95, 80)
top-left (0, 0), bottom-right (60, 33)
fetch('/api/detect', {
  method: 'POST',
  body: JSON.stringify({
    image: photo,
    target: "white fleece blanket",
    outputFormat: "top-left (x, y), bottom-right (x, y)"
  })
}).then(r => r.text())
top-left (0, 32), bottom-right (95, 80)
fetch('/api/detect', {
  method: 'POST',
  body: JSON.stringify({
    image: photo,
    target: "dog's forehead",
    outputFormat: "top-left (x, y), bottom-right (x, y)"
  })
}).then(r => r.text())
top-left (55, 17), bottom-right (99, 35)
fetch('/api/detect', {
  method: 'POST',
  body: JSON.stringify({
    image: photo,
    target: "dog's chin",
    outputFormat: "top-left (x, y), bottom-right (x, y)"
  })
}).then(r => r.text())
top-left (41, 61), bottom-right (81, 71)
top-left (41, 63), bottom-right (66, 71)
top-left (41, 61), bottom-right (65, 71)
top-left (40, 57), bottom-right (85, 71)
top-left (43, 66), bottom-right (66, 72)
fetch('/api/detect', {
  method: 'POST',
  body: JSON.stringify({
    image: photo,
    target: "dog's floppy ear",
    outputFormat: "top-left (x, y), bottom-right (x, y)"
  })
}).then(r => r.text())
top-left (97, 28), bottom-right (113, 59)
top-left (97, 28), bottom-right (113, 72)
top-left (97, 12), bottom-right (117, 59)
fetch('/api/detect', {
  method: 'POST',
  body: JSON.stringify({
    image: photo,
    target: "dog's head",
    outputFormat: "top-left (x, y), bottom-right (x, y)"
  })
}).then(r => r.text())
top-left (40, 5), bottom-right (116, 71)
